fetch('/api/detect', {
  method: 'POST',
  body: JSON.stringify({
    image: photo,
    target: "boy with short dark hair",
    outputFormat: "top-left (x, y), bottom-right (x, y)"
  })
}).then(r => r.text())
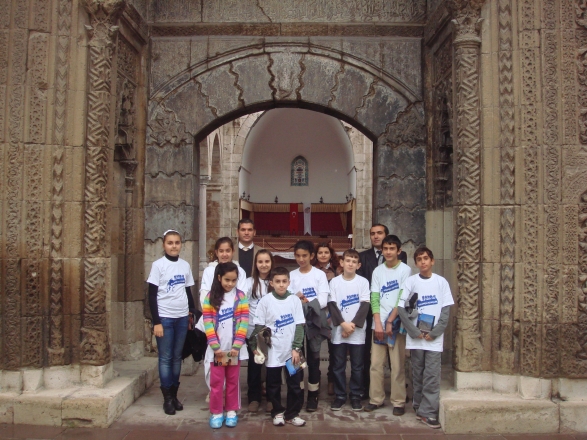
top-left (327, 249), bottom-right (370, 411)
top-left (249, 267), bottom-right (307, 427)
top-left (365, 235), bottom-right (412, 415)
top-left (289, 240), bottom-right (330, 412)
top-left (398, 246), bottom-right (454, 429)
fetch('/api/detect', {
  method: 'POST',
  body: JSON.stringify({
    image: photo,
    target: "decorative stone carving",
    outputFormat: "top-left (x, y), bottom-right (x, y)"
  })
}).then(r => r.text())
top-left (518, 0), bottom-right (541, 377)
top-left (449, 0), bottom-right (484, 371)
top-left (268, 50), bottom-right (303, 101)
top-left (202, 0), bottom-right (426, 24)
top-left (578, 192), bottom-right (587, 365)
top-left (430, 37), bottom-right (453, 210)
top-left (49, 0), bottom-right (73, 367)
top-left (147, 104), bottom-right (190, 150)
top-left (497, 0), bottom-right (516, 369)
top-left (80, 0), bottom-right (126, 365)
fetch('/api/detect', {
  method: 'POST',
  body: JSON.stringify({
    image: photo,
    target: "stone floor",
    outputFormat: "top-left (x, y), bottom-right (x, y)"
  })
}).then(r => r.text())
top-left (1, 361), bottom-right (586, 439)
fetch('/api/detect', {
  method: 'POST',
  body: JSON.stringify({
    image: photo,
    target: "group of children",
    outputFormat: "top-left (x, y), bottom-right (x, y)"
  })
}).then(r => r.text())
top-left (147, 226), bottom-right (454, 431)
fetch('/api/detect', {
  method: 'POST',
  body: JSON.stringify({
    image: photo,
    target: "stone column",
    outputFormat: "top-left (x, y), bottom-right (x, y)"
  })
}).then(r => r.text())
top-left (80, 0), bottom-right (125, 366)
top-left (199, 177), bottom-right (210, 273)
top-left (448, 0), bottom-right (485, 372)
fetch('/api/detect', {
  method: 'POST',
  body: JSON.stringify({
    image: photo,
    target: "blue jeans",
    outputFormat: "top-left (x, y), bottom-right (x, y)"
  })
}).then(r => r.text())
top-left (156, 316), bottom-right (189, 388)
top-left (331, 342), bottom-right (364, 400)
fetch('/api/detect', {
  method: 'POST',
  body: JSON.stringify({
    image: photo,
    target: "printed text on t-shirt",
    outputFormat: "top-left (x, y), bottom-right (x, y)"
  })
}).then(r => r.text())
top-left (302, 287), bottom-right (317, 298)
top-left (167, 274), bottom-right (186, 292)
top-left (275, 314), bottom-right (294, 333)
top-left (418, 295), bottom-right (439, 307)
top-left (381, 279), bottom-right (399, 296)
top-left (341, 294), bottom-right (360, 311)
top-left (218, 307), bottom-right (234, 328)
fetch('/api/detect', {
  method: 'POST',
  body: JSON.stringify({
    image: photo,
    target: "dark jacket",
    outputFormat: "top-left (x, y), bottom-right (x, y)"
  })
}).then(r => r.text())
top-left (357, 247), bottom-right (408, 285)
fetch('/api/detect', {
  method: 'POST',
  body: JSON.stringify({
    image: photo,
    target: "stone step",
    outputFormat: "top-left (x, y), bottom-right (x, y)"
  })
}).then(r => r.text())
top-left (0, 358), bottom-right (158, 428)
top-left (440, 388), bottom-right (587, 434)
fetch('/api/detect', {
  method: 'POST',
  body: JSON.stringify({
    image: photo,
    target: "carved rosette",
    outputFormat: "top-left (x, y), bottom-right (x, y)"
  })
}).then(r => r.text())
top-left (80, 0), bottom-right (125, 365)
top-left (449, 0), bottom-right (484, 371)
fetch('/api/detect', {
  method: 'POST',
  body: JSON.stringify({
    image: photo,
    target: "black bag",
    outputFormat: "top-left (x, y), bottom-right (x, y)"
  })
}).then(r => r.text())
top-left (182, 309), bottom-right (207, 362)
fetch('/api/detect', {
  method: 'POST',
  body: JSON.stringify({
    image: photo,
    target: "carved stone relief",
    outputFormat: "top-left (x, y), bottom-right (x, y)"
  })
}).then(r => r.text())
top-left (430, 37), bottom-right (453, 210)
top-left (519, 0), bottom-right (540, 377)
top-left (80, 0), bottom-right (126, 365)
top-left (49, 0), bottom-right (73, 367)
top-left (448, 0), bottom-right (485, 372)
top-left (497, 0), bottom-right (516, 371)
top-left (201, 0), bottom-right (426, 24)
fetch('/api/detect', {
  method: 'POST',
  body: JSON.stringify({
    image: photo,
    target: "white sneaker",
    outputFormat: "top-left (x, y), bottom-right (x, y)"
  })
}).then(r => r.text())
top-left (273, 413), bottom-right (285, 426)
top-left (286, 416), bottom-right (306, 427)
top-left (226, 410), bottom-right (237, 418)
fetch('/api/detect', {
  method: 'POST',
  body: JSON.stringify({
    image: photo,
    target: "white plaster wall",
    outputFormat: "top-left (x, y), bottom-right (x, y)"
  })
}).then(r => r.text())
top-left (241, 108), bottom-right (355, 204)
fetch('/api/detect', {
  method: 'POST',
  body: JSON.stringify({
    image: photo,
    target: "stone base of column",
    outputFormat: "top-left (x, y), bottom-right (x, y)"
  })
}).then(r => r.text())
top-left (0, 358), bottom-right (158, 428)
top-left (440, 371), bottom-right (587, 434)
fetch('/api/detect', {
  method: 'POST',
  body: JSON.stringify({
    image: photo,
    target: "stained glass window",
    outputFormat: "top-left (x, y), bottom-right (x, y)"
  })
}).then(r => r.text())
top-left (291, 156), bottom-right (308, 186)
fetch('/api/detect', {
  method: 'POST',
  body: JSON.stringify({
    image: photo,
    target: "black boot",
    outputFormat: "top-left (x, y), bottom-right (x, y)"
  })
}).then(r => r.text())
top-left (306, 390), bottom-right (319, 412)
top-left (170, 383), bottom-right (183, 411)
top-left (160, 386), bottom-right (176, 415)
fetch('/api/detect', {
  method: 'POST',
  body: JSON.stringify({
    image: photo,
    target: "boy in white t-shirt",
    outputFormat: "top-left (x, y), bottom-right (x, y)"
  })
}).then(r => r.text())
top-left (327, 249), bottom-right (370, 412)
top-left (365, 235), bottom-right (412, 415)
top-left (249, 267), bottom-right (307, 427)
top-left (398, 246), bottom-right (454, 429)
top-left (289, 240), bottom-right (330, 412)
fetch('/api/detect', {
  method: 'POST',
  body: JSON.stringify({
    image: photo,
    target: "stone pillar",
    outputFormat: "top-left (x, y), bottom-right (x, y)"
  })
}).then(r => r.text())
top-left (80, 0), bottom-right (125, 366)
top-left (199, 177), bottom-right (210, 273)
top-left (448, 0), bottom-right (485, 372)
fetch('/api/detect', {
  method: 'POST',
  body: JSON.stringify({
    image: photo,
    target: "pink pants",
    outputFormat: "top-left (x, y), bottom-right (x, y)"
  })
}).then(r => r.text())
top-left (209, 361), bottom-right (241, 414)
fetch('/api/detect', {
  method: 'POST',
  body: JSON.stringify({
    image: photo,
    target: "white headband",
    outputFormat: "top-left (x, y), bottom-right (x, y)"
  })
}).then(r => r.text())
top-left (163, 229), bottom-right (180, 238)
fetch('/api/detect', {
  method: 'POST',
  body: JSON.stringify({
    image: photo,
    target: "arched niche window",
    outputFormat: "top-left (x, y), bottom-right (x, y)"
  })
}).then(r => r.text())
top-left (291, 156), bottom-right (308, 186)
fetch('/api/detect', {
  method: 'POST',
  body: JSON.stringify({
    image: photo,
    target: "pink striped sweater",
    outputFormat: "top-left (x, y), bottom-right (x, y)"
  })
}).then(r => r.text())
top-left (203, 289), bottom-right (249, 352)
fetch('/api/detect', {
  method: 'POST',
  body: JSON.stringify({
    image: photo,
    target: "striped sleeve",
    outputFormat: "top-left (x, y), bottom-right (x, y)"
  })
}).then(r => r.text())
top-left (202, 293), bottom-right (220, 351)
top-left (232, 291), bottom-right (249, 351)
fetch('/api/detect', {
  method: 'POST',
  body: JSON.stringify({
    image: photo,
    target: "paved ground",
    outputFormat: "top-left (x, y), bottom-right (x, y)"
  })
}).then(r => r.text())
top-left (1, 361), bottom-right (586, 439)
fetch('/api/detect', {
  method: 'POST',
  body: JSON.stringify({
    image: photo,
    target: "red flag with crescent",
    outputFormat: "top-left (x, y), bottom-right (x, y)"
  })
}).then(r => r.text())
top-left (289, 203), bottom-right (299, 235)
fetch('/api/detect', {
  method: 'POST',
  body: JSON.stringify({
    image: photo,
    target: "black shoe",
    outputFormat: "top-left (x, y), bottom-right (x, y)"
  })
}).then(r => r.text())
top-left (306, 393), bottom-right (319, 412)
top-left (351, 399), bottom-right (363, 411)
top-left (393, 406), bottom-right (405, 416)
top-left (421, 416), bottom-right (441, 429)
top-left (170, 383), bottom-right (183, 411)
top-left (363, 403), bottom-right (383, 412)
top-left (160, 386), bottom-right (176, 415)
top-left (330, 398), bottom-right (345, 411)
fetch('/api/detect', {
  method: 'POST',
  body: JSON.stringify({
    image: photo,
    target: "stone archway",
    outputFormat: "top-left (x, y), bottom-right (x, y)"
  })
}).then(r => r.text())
top-left (144, 40), bottom-right (428, 279)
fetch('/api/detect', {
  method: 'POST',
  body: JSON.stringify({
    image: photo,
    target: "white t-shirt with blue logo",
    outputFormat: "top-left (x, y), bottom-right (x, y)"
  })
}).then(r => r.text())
top-left (204, 289), bottom-right (249, 363)
top-left (328, 274), bottom-right (371, 345)
top-left (244, 277), bottom-right (270, 338)
top-left (147, 256), bottom-right (195, 319)
top-left (254, 293), bottom-right (305, 367)
top-left (289, 266), bottom-right (330, 309)
top-left (370, 262), bottom-right (412, 330)
top-left (400, 273), bottom-right (454, 352)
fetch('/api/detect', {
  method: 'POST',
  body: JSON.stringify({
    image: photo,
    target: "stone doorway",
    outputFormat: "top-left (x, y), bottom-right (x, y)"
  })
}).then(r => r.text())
top-left (144, 38), bottom-right (427, 288)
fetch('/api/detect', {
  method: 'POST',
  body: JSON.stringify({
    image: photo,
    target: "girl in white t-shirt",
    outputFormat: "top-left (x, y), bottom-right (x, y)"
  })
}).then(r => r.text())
top-left (244, 249), bottom-right (274, 412)
top-left (146, 230), bottom-right (195, 416)
top-left (200, 237), bottom-right (247, 307)
top-left (203, 262), bottom-right (249, 429)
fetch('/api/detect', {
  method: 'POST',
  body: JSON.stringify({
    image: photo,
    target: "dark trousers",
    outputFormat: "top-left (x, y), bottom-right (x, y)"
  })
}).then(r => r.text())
top-left (331, 342), bottom-right (364, 400)
top-left (362, 311), bottom-right (373, 396)
top-left (246, 340), bottom-right (263, 403)
top-left (266, 366), bottom-right (304, 420)
top-left (327, 340), bottom-right (334, 383)
top-left (304, 338), bottom-right (321, 387)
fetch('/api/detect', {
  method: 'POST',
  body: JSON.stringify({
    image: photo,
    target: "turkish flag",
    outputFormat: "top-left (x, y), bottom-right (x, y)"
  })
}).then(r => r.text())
top-left (289, 203), bottom-right (299, 235)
